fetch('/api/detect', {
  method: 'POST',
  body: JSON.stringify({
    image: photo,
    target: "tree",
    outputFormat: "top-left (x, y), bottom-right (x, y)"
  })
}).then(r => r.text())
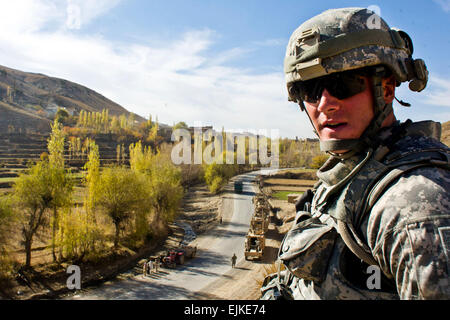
top-left (55, 107), bottom-right (69, 126)
top-left (147, 151), bottom-right (183, 225)
top-left (173, 121), bottom-right (188, 131)
top-left (119, 114), bottom-right (127, 130)
top-left (204, 162), bottom-right (223, 194)
top-left (53, 139), bottom-right (104, 262)
top-left (129, 142), bottom-right (183, 227)
top-left (129, 141), bottom-right (151, 173)
top-left (94, 167), bottom-right (146, 249)
top-left (147, 115), bottom-right (159, 144)
top-left (83, 140), bottom-right (100, 220)
top-left (82, 110), bottom-right (88, 127)
top-left (55, 206), bottom-right (103, 263)
top-left (110, 116), bottom-right (120, 134)
top-left (101, 109), bottom-right (109, 133)
top-left (13, 161), bottom-right (53, 267)
top-left (203, 152), bottom-right (238, 194)
top-left (0, 196), bottom-right (14, 277)
top-left (47, 119), bottom-right (74, 262)
top-left (310, 154), bottom-right (329, 169)
top-left (77, 110), bottom-right (84, 127)
top-left (0, 196), bottom-right (12, 244)
top-left (48, 119), bottom-right (65, 170)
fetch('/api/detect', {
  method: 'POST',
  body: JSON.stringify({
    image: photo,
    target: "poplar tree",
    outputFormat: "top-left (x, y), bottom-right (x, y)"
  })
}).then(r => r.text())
top-left (47, 119), bottom-right (73, 262)
top-left (78, 110), bottom-right (84, 127)
top-left (54, 140), bottom-right (102, 262)
top-left (119, 114), bottom-right (127, 129)
top-left (83, 140), bottom-right (100, 220)
top-left (129, 142), bottom-right (183, 226)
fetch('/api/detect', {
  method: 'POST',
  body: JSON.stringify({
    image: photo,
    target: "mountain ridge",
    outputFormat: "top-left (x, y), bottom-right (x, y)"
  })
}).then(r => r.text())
top-left (0, 64), bottom-right (146, 133)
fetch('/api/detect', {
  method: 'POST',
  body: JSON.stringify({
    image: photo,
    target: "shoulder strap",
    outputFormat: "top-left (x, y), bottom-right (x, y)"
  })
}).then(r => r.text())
top-left (337, 148), bottom-right (450, 272)
top-left (336, 220), bottom-right (379, 267)
top-left (357, 150), bottom-right (450, 227)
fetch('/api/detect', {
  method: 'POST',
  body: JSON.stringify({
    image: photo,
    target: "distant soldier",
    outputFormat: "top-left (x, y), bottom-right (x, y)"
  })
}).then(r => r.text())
top-left (142, 260), bottom-right (147, 277)
top-left (148, 259), bottom-right (153, 275)
top-left (231, 253), bottom-right (237, 268)
top-left (154, 259), bottom-right (159, 273)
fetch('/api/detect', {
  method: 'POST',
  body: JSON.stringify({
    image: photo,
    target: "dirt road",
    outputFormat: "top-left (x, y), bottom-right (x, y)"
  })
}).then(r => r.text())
top-left (67, 170), bottom-right (281, 300)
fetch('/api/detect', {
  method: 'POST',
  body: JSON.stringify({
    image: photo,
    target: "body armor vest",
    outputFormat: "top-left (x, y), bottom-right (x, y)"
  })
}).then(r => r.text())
top-left (266, 120), bottom-right (450, 299)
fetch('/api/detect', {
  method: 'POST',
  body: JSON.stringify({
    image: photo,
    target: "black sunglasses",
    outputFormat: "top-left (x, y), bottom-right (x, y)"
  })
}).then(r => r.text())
top-left (290, 69), bottom-right (368, 103)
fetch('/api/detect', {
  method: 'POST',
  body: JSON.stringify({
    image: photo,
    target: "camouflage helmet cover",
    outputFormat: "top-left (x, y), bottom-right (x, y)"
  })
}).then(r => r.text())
top-left (284, 7), bottom-right (427, 102)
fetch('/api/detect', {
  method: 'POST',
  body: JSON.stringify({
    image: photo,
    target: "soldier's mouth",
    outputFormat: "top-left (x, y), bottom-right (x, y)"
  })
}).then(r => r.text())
top-left (322, 122), bottom-right (347, 129)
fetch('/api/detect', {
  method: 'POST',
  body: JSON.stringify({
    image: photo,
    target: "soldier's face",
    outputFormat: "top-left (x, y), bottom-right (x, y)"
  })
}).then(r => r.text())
top-left (303, 76), bottom-right (374, 153)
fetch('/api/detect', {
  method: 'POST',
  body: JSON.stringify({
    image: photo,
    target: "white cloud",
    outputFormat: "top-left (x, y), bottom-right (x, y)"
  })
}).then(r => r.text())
top-left (0, 0), bottom-right (122, 33)
top-left (0, 0), bottom-right (61, 33)
top-left (65, 0), bottom-right (122, 29)
top-left (422, 76), bottom-right (450, 108)
top-left (434, 0), bottom-right (450, 12)
top-left (0, 0), bottom-right (313, 139)
top-left (252, 38), bottom-right (287, 47)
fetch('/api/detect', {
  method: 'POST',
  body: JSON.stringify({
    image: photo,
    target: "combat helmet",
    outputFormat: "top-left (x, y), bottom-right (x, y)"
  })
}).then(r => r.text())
top-left (285, 7), bottom-right (429, 153)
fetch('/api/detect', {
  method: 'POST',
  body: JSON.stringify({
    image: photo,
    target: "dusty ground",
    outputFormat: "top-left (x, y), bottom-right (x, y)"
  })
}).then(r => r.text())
top-left (176, 184), bottom-right (223, 236)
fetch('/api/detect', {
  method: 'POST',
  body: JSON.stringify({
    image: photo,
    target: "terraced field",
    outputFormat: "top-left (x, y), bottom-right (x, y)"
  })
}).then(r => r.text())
top-left (0, 132), bottom-right (136, 191)
top-left (263, 178), bottom-right (316, 192)
top-left (261, 169), bottom-right (318, 204)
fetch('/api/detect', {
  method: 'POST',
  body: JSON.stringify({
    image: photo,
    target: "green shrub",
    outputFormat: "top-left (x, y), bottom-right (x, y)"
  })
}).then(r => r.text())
top-left (310, 154), bottom-right (329, 169)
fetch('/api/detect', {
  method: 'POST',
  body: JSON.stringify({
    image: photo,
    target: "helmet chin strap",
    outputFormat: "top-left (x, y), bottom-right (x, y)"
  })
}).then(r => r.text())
top-left (300, 71), bottom-right (391, 156)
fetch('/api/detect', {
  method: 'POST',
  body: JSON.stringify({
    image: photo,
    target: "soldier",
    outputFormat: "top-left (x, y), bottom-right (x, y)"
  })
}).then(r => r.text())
top-left (260, 7), bottom-right (450, 300)
top-left (231, 253), bottom-right (237, 268)
top-left (142, 260), bottom-right (147, 277)
top-left (148, 259), bottom-right (153, 275)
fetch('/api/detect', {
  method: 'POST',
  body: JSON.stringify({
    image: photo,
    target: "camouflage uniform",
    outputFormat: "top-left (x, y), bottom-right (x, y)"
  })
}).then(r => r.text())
top-left (261, 121), bottom-right (450, 300)
top-left (261, 8), bottom-right (450, 300)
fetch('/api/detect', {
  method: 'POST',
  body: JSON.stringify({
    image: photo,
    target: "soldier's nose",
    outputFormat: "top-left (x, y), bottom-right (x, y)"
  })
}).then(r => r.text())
top-left (317, 89), bottom-right (341, 114)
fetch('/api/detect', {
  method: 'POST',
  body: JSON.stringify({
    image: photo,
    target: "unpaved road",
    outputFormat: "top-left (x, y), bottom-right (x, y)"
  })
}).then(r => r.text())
top-left (68, 170), bottom-right (278, 300)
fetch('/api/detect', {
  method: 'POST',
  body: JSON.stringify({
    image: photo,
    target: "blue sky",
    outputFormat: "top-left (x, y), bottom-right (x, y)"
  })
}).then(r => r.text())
top-left (0, 0), bottom-right (449, 138)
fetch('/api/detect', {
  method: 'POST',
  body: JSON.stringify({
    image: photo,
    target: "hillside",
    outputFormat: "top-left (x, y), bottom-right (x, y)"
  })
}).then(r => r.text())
top-left (0, 64), bottom-right (146, 133)
top-left (442, 121), bottom-right (450, 147)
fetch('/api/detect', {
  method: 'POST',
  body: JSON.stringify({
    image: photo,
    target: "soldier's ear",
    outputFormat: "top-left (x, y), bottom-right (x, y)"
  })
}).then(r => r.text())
top-left (382, 75), bottom-right (396, 104)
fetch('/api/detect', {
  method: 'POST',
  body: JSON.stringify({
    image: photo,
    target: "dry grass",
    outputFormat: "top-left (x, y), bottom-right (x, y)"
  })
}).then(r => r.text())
top-left (253, 261), bottom-right (286, 290)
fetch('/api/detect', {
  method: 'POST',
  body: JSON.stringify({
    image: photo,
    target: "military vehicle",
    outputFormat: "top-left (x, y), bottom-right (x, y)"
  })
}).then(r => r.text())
top-left (250, 215), bottom-right (268, 234)
top-left (179, 243), bottom-right (197, 259)
top-left (244, 232), bottom-right (265, 261)
top-left (252, 193), bottom-right (267, 204)
top-left (234, 181), bottom-right (243, 193)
